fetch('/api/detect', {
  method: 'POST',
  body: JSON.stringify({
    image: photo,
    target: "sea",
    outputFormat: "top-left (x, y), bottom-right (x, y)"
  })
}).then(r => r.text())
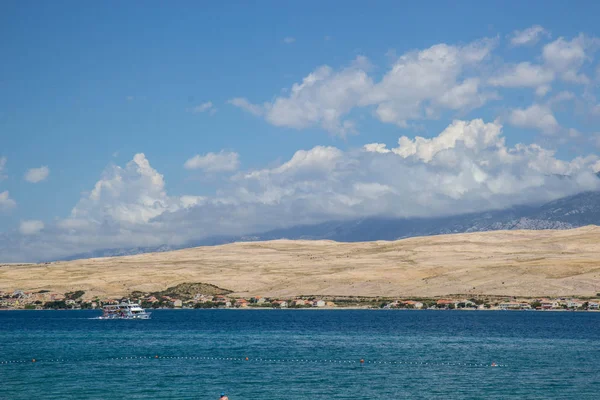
top-left (1, 309), bottom-right (599, 399)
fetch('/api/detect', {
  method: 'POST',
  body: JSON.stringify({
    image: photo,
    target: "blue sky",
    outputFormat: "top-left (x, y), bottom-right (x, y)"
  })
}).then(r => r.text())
top-left (1, 1), bottom-right (600, 261)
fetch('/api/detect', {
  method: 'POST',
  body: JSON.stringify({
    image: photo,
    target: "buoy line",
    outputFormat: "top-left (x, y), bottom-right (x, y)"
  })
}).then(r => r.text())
top-left (0, 355), bottom-right (505, 368)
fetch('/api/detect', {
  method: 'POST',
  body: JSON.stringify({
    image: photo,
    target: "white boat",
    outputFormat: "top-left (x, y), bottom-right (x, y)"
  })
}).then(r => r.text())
top-left (99, 300), bottom-right (151, 319)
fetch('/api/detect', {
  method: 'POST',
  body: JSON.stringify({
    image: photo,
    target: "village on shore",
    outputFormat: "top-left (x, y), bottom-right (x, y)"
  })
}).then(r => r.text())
top-left (2, 288), bottom-right (600, 312)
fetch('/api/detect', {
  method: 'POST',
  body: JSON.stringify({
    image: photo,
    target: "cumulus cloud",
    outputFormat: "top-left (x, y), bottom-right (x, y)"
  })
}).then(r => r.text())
top-left (69, 153), bottom-right (175, 225)
top-left (19, 220), bottom-right (44, 235)
top-left (229, 32), bottom-right (600, 136)
top-left (188, 101), bottom-right (217, 115)
top-left (508, 104), bottom-right (560, 135)
top-left (0, 191), bottom-right (16, 212)
top-left (1, 119), bottom-right (599, 262)
top-left (184, 151), bottom-right (240, 172)
top-left (24, 166), bottom-right (50, 183)
top-left (489, 62), bottom-right (554, 88)
top-left (283, 37), bottom-right (295, 44)
top-left (230, 39), bottom-right (498, 134)
top-left (542, 34), bottom-right (598, 84)
top-left (510, 25), bottom-right (550, 46)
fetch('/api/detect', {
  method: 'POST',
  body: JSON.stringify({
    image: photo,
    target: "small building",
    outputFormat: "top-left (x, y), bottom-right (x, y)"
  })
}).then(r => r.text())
top-left (566, 300), bottom-right (583, 309)
top-left (498, 302), bottom-right (531, 310)
top-left (194, 294), bottom-right (213, 303)
top-left (146, 296), bottom-right (159, 303)
top-left (272, 300), bottom-right (288, 308)
top-left (293, 299), bottom-right (308, 307)
top-left (540, 300), bottom-right (559, 310)
top-left (214, 296), bottom-right (229, 304)
top-left (403, 301), bottom-right (423, 309)
top-left (587, 302), bottom-right (599, 310)
top-left (235, 299), bottom-right (249, 308)
top-left (314, 300), bottom-right (326, 307)
top-left (173, 299), bottom-right (183, 308)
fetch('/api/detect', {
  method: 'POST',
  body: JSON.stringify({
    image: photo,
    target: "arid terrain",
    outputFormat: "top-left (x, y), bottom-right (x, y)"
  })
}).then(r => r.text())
top-left (2, 226), bottom-right (600, 300)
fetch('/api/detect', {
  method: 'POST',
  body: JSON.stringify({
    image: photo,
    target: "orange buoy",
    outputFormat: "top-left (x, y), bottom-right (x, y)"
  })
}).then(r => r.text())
top-left (32, 359), bottom-right (36, 363)
top-left (491, 362), bottom-right (497, 367)
top-left (245, 357), bottom-right (249, 361)
top-left (155, 355), bottom-right (159, 359)
top-left (360, 359), bottom-right (365, 364)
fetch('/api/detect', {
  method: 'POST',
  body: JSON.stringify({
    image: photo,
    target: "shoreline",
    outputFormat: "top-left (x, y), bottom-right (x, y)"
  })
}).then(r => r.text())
top-left (2, 307), bottom-right (599, 312)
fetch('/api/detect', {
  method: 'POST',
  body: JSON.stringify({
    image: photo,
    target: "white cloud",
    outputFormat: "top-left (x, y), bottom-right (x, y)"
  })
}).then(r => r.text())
top-left (184, 151), bottom-right (240, 172)
top-left (188, 101), bottom-right (217, 115)
top-left (226, 32), bottom-right (600, 138)
top-left (387, 119), bottom-right (503, 162)
top-left (69, 153), bottom-right (174, 225)
top-left (24, 166), bottom-right (50, 183)
top-left (508, 104), bottom-right (560, 135)
top-left (0, 191), bottom-right (16, 211)
top-left (2, 119), bottom-right (599, 262)
top-left (542, 34), bottom-right (598, 84)
top-left (365, 39), bottom-right (497, 127)
top-left (231, 38), bottom-right (498, 134)
top-left (547, 91), bottom-right (575, 106)
top-left (19, 220), bottom-right (44, 235)
top-left (264, 61), bottom-right (371, 135)
top-left (283, 37), bottom-right (295, 44)
top-left (510, 25), bottom-right (550, 46)
top-left (228, 97), bottom-right (265, 116)
top-left (0, 157), bottom-right (6, 180)
top-left (363, 143), bottom-right (391, 154)
top-left (535, 85), bottom-right (551, 97)
top-left (489, 62), bottom-right (554, 88)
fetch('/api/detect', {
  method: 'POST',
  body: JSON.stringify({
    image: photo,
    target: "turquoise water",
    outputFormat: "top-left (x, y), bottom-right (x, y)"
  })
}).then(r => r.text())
top-left (1, 310), bottom-right (599, 399)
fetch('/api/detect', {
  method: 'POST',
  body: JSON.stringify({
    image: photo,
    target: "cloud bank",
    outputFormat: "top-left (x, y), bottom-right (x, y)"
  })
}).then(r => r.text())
top-left (1, 118), bottom-right (599, 262)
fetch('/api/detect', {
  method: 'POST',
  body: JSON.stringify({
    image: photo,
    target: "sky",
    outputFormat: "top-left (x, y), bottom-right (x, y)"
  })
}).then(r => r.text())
top-left (1, 1), bottom-right (600, 261)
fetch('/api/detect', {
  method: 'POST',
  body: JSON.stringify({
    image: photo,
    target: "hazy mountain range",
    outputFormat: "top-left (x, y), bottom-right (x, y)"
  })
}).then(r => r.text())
top-left (60, 188), bottom-right (600, 261)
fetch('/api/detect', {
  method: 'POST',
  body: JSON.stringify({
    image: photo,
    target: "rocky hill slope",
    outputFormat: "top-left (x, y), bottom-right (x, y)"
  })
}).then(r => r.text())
top-left (2, 226), bottom-right (600, 299)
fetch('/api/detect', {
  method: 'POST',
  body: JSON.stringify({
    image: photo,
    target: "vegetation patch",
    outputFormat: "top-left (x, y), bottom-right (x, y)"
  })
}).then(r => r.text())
top-left (133, 282), bottom-right (232, 301)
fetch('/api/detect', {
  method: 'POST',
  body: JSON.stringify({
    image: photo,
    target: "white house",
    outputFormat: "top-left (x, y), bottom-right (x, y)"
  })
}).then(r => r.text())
top-left (566, 300), bottom-right (583, 309)
top-left (314, 300), bottom-right (326, 307)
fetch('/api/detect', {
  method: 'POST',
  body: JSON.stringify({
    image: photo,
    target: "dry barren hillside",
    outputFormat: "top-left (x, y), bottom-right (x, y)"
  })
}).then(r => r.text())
top-left (2, 226), bottom-right (600, 299)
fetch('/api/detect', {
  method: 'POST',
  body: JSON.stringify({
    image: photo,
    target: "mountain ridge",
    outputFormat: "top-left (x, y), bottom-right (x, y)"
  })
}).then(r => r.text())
top-left (60, 189), bottom-right (600, 261)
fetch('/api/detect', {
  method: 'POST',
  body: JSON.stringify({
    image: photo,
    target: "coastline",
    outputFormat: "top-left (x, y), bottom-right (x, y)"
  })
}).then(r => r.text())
top-left (3, 307), bottom-right (599, 312)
